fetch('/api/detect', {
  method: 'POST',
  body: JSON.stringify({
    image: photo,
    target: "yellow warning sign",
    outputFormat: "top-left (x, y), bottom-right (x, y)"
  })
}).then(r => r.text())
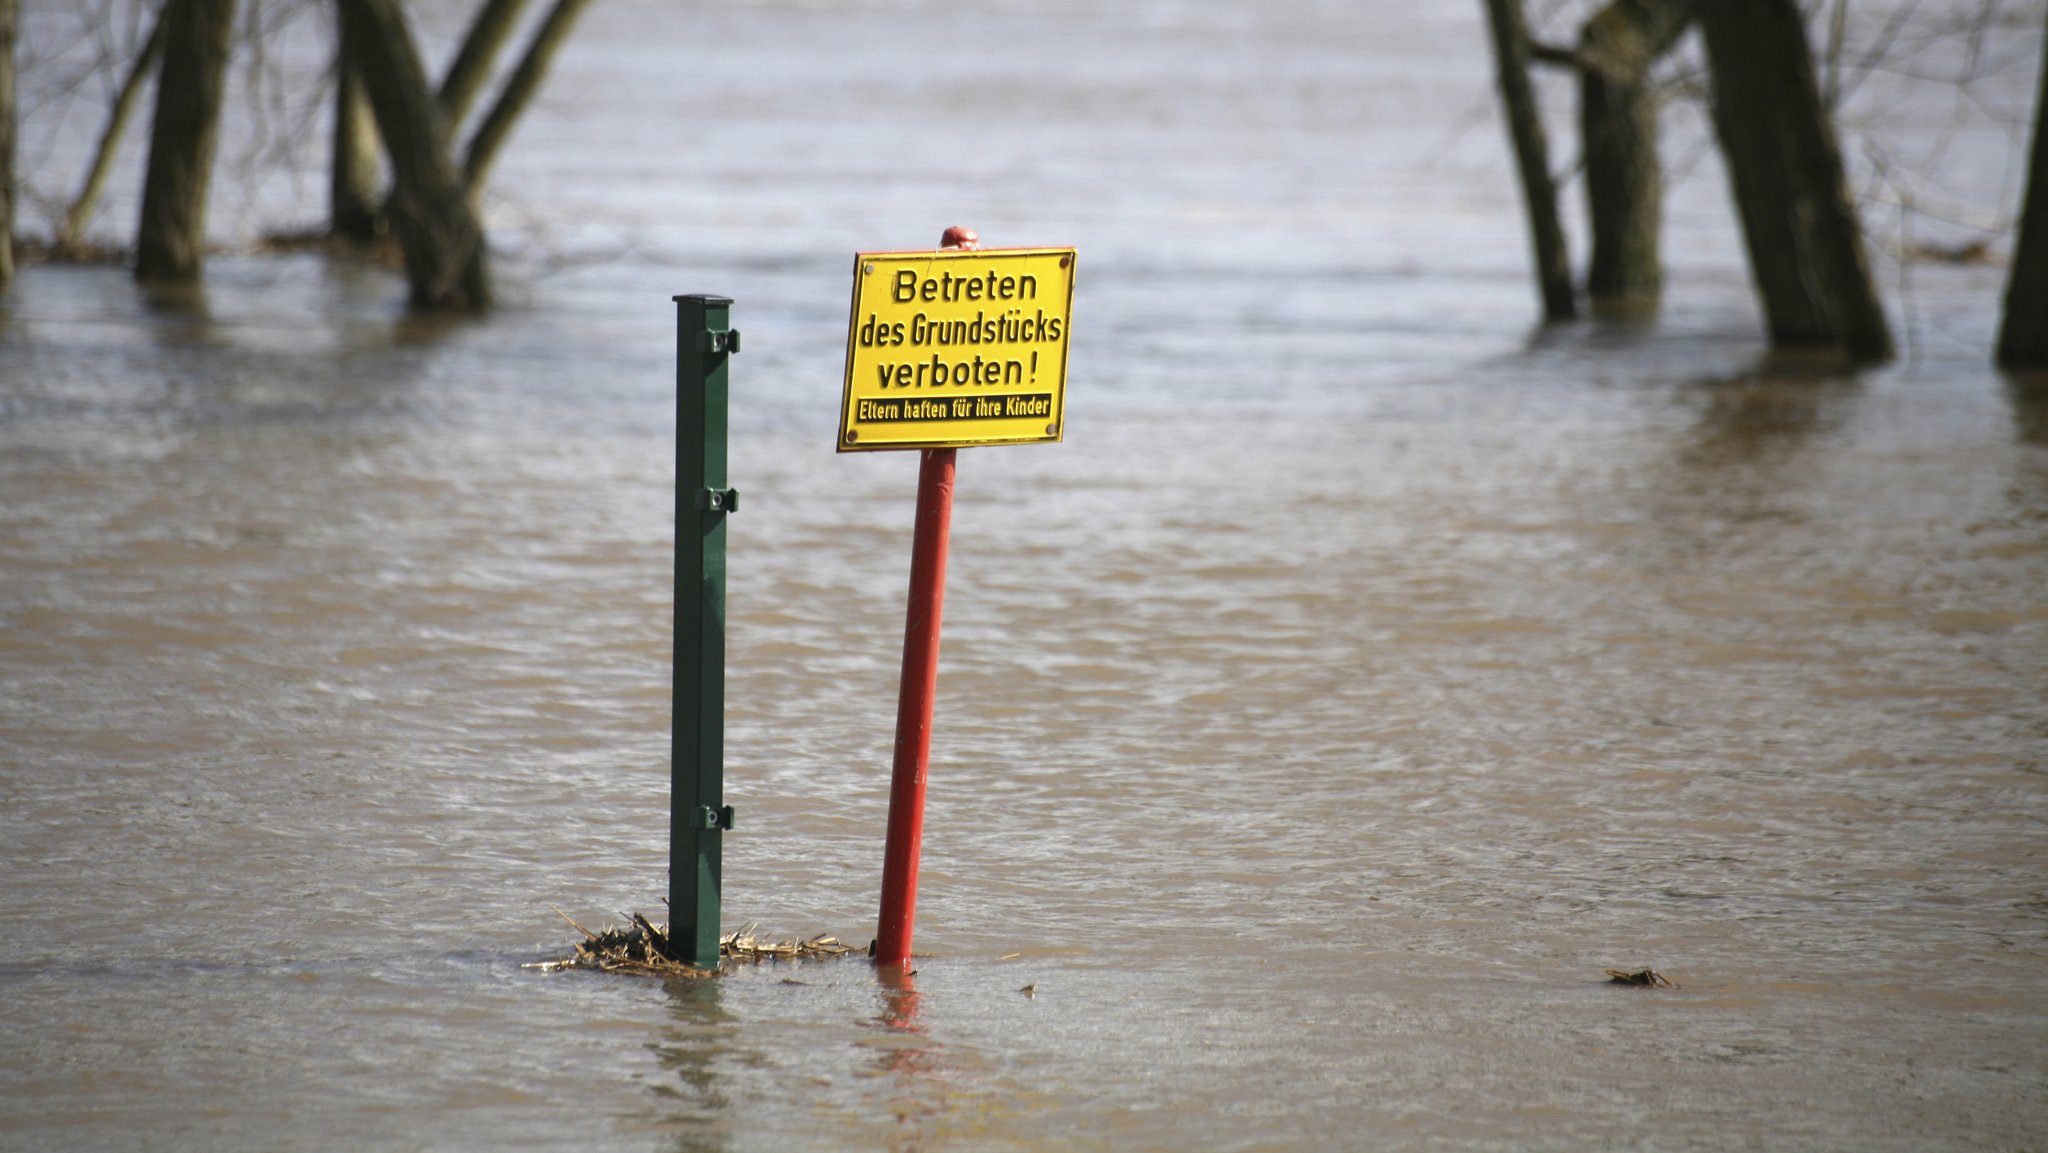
top-left (838, 247), bottom-right (1076, 451)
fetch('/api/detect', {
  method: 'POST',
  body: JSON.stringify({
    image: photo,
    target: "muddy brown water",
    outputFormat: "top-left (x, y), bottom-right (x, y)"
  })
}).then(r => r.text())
top-left (3, 1), bottom-right (2045, 1149)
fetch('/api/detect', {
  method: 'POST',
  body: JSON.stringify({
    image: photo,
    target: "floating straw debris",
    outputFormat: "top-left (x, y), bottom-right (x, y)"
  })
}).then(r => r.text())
top-left (526, 905), bottom-right (859, 978)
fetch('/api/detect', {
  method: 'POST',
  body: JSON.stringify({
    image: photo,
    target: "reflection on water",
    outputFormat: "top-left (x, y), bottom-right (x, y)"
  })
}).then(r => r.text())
top-left (1683, 361), bottom-right (1857, 463)
top-left (871, 967), bottom-right (931, 1082)
top-left (654, 979), bottom-right (732, 1153)
top-left (3, 0), bottom-right (2045, 1149)
top-left (136, 278), bottom-right (215, 340)
top-left (868, 967), bottom-right (948, 1146)
top-left (2007, 372), bottom-right (2048, 447)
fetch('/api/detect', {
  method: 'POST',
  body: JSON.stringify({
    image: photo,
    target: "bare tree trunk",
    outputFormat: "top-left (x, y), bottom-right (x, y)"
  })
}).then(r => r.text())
top-left (1578, 0), bottom-right (1690, 315)
top-left (0, 0), bottom-right (16, 290)
top-left (135, 0), bottom-right (235, 283)
top-left (1997, 12), bottom-right (2048, 369)
top-left (1698, 0), bottom-right (1893, 362)
top-left (461, 0), bottom-right (589, 196)
top-left (62, 8), bottom-right (166, 252)
top-left (338, 0), bottom-right (488, 310)
top-left (330, 11), bottom-right (382, 244)
top-left (438, 0), bottom-right (528, 130)
top-left (1480, 0), bottom-right (1576, 322)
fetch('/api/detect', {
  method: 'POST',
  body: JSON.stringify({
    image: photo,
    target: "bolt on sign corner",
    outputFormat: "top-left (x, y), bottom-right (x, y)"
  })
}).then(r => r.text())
top-left (839, 247), bottom-right (1076, 451)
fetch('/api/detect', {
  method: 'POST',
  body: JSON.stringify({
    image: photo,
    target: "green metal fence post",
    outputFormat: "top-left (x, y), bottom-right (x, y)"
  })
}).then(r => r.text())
top-left (671, 293), bottom-right (738, 969)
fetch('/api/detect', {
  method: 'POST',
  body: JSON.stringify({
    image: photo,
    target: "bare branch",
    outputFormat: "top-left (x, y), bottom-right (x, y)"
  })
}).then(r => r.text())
top-left (1530, 41), bottom-right (1589, 71)
top-left (460, 0), bottom-right (590, 197)
top-left (437, 0), bottom-right (529, 132)
top-left (60, 3), bottom-right (165, 248)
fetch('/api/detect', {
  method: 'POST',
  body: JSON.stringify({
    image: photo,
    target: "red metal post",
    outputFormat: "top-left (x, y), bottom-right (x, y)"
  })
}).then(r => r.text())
top-left (875, 226), bottom-right (978, 966)
top-left (875, 445), bottom-right (956, 964)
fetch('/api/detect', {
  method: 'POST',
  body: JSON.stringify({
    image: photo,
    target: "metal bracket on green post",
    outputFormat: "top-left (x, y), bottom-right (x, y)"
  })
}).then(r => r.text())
top-left (671, 293), bottom-right (738, 969)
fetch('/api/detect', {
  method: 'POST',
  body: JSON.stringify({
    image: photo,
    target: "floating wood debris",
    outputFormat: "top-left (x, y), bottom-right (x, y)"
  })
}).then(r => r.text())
top-left (526, 906), bottom-right (858, 978)
top-left (1605, 967), bottom-right (1675, 988)
top-left (1906, 239), bottom-right (1997, 265)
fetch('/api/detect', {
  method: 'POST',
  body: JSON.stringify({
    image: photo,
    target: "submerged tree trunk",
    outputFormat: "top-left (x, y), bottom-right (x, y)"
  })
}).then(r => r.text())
top-left (135, 0), bottom-right (236, 282)
top-left (1577, 0), bottom-right (1691, 315)
top-left (1698, 0), bottom-right (1893, 361)
top-left (330, 12), bottom-right (383, 244)
top-left (1997, 12), bottom-right (2048, 368)
top-left (0, 0), bottom-right (16, 289)
top-left (461, 0), bottom-right (591, 196)
top-left (1480, 0), bottom-right (1576, 322)
top-left (338, 0), bottom-right (488, 310)
top-left (63, 9), bottom-right (166, 252)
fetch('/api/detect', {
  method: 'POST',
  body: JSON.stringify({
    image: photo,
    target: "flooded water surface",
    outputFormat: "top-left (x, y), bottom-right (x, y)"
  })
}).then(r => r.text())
top-left (3, 1), bottom-right (2045, 1149)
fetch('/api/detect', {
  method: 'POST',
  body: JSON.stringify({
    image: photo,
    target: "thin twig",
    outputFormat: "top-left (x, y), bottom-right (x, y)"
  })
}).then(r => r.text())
top-left (547, 903), bottom-right (597, 940)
